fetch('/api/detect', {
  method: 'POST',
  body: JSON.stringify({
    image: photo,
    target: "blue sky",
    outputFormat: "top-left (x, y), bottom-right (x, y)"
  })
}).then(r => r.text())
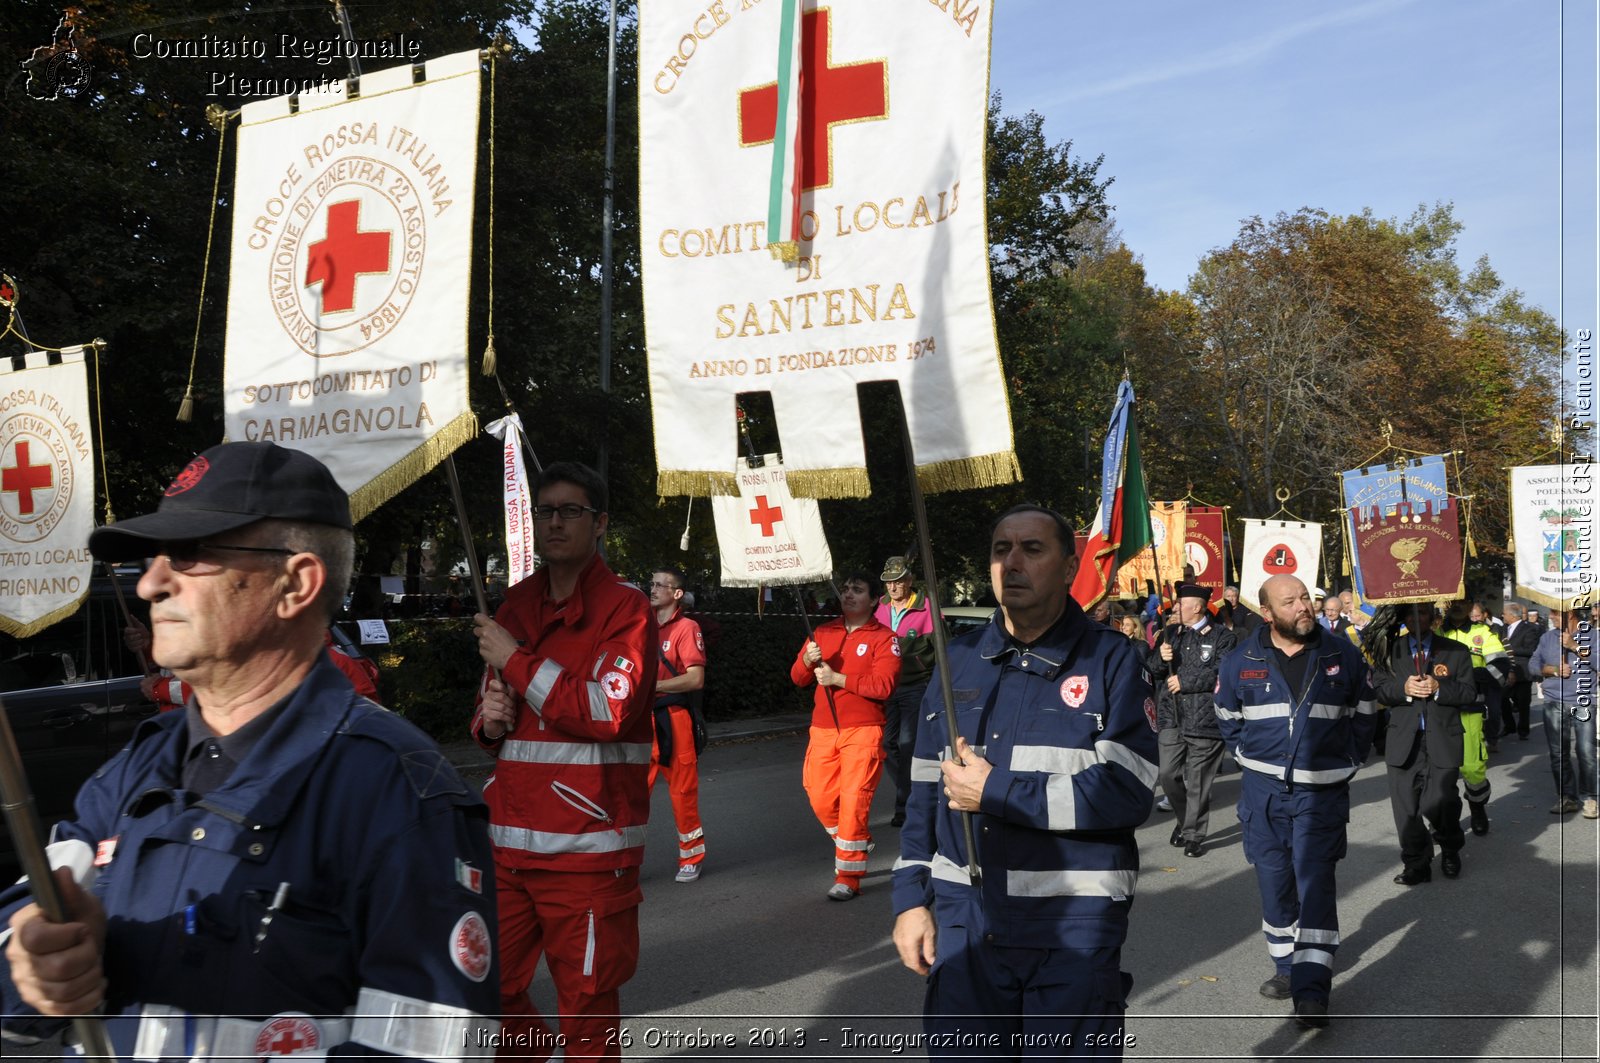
top-left (989, 0), bottom-right (1596, 418)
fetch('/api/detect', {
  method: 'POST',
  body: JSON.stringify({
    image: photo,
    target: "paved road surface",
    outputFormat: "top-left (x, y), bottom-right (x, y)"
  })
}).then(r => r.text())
top-left (598, 718), bottom-right (1596, 1061)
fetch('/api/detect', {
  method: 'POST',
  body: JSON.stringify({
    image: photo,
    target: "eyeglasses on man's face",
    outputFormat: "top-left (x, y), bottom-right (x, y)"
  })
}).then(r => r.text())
top-left (532, 503), bottom-right (600, 522)
top-left (650, 580), bottom-right (680, 591)
top-left (150, 542), bottom-right (296, 574)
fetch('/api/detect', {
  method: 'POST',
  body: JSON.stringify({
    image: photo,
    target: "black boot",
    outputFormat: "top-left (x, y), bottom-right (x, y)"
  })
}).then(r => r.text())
top-left (1468, 800), bottom-right (1490, 836)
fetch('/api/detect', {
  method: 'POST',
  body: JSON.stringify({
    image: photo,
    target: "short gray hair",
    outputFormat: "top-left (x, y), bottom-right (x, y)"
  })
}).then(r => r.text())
top-left (257, 518), bottom-right (354, 621)
top-left (1505, 602), bottom-right (1525, 620)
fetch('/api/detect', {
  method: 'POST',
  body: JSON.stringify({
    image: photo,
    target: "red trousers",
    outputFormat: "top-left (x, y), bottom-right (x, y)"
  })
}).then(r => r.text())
top-left (802, 724), bottom-right (885, 886)
top-left (495, 865), bottom-right (641, 1061)
top-left (648, 706), bottom-right (705, 867)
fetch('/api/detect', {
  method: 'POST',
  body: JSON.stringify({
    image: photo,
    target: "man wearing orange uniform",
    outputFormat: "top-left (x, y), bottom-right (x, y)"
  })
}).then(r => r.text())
top-left (470, 462), bottom-right (656, 1062)
top-left (790, 571), bottom-right (900, 901)
top-left (649, 566), bottom-right (708, 883)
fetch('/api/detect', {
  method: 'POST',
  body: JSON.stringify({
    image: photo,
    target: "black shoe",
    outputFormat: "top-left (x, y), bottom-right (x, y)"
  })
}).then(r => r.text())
top-left (1259, 974), bottom-right (1291, 1000)
top-left (1394, 865), bottom-right (1432, 886)
top-left (1468, 801), bottom-right (1489, 836)
top-left (1169, 825), bottom-right (1184, 848)
top-left (890, 811), bottom-right (906, 827)
top-left (1184, 840), bottom-right (1204, 858)
top-left (1441, 851), bottom-right (1461, 878)
top-left (1293, 997), bottom-right (1329, 1029)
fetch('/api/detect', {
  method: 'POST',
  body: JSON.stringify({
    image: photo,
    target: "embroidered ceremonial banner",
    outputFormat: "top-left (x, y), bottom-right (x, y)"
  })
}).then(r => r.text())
top-left (640, 0), bottom-right (1018, 499)
top-left (1185, 506), bottom-right (1227, 604)
top-left (1238, 518), bottom-right (1323, 611)
top-left (0, 349), bottom-right (95, 637)
top-left (1342, 455), bottom-right (1464, 606)
top-left (222, 51), bottom-right (481, 521)
top-left (486, 414), bottom-right (538, 589)
top-left (1114, 501), bottom-right (1187, 600)
top-left (1508, 464), bottom-right (1597, 609)
top-left (711, 454), bottom-right (833, 586)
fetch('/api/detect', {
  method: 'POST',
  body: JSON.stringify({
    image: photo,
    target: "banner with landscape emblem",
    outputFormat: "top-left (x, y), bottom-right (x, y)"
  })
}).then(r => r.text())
top-left (640, 0), bottom-right (1018, 499)
top-left (1508, 464), bottom-right (1597, 609)
top-left (222, 50), bottom-right (481, 521)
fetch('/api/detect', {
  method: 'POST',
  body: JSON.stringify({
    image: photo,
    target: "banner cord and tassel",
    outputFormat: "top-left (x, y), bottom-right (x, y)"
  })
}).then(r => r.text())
top-left (178, 111), bottom-right (230, 423)
top-left (89, 340), bottom-right (114, 524)
top-left (481, 40), bottom-right (502, 376)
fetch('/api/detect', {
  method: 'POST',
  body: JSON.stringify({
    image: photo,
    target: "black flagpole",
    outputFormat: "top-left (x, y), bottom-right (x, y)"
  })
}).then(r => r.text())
top-left (893, 391), bottom-right (980, 885)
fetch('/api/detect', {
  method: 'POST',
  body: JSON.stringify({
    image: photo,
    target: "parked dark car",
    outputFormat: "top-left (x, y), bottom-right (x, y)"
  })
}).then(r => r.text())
top-left (0, 571), bottom-right (157, 876)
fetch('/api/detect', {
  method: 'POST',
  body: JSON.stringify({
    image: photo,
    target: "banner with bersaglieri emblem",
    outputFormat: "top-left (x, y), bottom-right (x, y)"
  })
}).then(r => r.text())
top-left (1341, 455), bottom-right (1465, 606)
top-left (222, 51), bottom-right (481, 522)
top-left (640, 0), bottom-right (1018, 499)
top-left (1508, 464), bottom-right (1597, 609)
top-left (711, 454), bottom-right (833, 586)
top-left (0, 348), bottom-right (95, 637)
top-left (1238, 518), bottom-right (1323, 612)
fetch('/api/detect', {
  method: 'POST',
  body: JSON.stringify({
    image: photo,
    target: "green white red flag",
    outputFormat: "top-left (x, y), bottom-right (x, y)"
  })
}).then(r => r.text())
top-left (1071, 380), bottom-right (1152, 610)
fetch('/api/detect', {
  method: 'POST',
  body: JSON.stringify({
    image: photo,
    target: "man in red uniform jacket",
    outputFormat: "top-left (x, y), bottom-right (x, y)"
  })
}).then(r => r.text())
top-left (790, 571), bottom-right (900, 900)
top-left (470, 462), bottom-right (656, 1062)
top-left (648, 566), bottom-right (708, 882)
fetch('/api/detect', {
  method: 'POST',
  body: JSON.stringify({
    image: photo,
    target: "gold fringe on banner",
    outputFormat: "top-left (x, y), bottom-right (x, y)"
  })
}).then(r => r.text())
top-left (0, 596), bottom-right (91, 641)
top-left (347, 409), bottom-right (479, 523)
top-left (916, 449), bottom-right (1023, 495)
top-left (656, 468), bottom-right (739, 498)
top-left (787, 465), bottom-right (872, 499)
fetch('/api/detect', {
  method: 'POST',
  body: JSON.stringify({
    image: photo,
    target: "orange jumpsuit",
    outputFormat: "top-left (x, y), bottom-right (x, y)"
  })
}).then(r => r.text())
top-left (789, 617), bottom-right (899, 887)
top-left (649, 607), bottom-right (708, 870)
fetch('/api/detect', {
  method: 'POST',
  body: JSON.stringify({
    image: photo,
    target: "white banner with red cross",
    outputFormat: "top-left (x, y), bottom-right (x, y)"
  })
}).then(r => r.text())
top-left (711, 454), bottom-right (833, 586)
top-left (222, 51), bottom-right (481, 522)
top-left (640, 0), bottom-right (1018, 499)
top-left (1238, 518), bottom-right (1324, 612)
top-left (0, 348), bottom-right (95, 637)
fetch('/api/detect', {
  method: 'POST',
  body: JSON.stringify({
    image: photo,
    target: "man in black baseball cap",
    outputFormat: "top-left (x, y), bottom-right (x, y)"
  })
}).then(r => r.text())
top-left (3, 441), bottom-right (501, 1055)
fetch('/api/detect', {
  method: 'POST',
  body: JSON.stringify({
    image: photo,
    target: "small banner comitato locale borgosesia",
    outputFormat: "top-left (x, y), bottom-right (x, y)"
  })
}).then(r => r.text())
top-left (1508, 464), bottom-right (1597, 609)
top-left (1238, 518), bottom-right (1323, 612)
top-left (0, 348), bottom-right (95, 637)
top-left (640, 0), bottom-right (1019, 499)
top-left (711, 455), bottom-right (833, 586)
top-left (223, 51), bottom-right (481, 521)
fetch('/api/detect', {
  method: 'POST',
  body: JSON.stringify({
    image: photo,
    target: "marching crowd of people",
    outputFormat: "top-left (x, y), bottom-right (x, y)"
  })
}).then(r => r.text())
top-left (2, 443), bottom-right (1594, 1061)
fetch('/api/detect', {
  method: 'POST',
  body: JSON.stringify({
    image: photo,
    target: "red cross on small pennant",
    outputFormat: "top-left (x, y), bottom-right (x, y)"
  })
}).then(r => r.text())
top-left (748, 495), bottom-right (784, 538)
top-left (2, 441), bottom-right (53, 515)
top-left (304, 200), bottom-right (392, 314)
top-left (738, 8), bottom-right (888, 191)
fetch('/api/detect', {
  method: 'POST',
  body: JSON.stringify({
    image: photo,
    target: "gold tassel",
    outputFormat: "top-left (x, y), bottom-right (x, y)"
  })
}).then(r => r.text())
top-left (656, 468), bottom-right (738, 498)
top-left (1342, 547), bottom-right (1350, 576)
top-left (482, 332), bottom-right (497, 376)
top-left (1466, 530), bottom-right (1477, 559)
top-left (787, 465), bottom-right (872, 499)
top-left (916, 450), bottom-right (1024, 494)
top-left (177, 385), bottom-right (195, 423)
top-left (1507, 533), bottom-right (1515, 555)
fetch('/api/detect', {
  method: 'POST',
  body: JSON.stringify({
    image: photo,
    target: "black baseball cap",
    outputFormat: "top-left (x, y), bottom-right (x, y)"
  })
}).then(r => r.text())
top-left (89, 442), bottom-right (351, 561)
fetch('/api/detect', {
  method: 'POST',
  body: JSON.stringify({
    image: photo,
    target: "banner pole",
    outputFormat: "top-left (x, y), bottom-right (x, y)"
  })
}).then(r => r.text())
top-left (102, 564), bottom-right (151, 674)
top-left (791, 586), bottom-right (841, 730)
top-left (894, 392), bottom-right (981, 886)
top-left (0, 700), bottom-right (116, 1060)
top-left (444, 455), bottom-right (493, 621)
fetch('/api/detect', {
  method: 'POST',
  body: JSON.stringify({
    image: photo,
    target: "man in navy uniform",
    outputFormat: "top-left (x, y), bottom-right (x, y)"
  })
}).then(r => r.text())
top-left (892, 504), bottom-right (1158, 1057)
top-left (2, 442), bottom-right (499, 1060)
top-left (1215, 574), bottom-right (1377, 1030)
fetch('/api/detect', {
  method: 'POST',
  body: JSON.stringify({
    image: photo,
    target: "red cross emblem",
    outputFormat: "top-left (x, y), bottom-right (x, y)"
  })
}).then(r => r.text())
top-left (601, 671), bottom-right (633, 701)
top-left (253, 1014), bottom-right (321, 1058)
top-left (2, 440), bottom-right (54, 515)
top-left (304, 200), bottom-right (392, 314)
top-left (748, 495), bottom-right (784, 538)
top-left (451, 911), bottom-right (492, 982)
top-left (738, 8), bottom-right (888, 191)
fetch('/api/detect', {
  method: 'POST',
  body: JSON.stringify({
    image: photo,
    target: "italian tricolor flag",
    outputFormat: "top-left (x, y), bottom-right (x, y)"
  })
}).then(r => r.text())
top-left (1071, 378), bottom-right (1153, 610)
top-left (763, 0), bottom-right (804, 261)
